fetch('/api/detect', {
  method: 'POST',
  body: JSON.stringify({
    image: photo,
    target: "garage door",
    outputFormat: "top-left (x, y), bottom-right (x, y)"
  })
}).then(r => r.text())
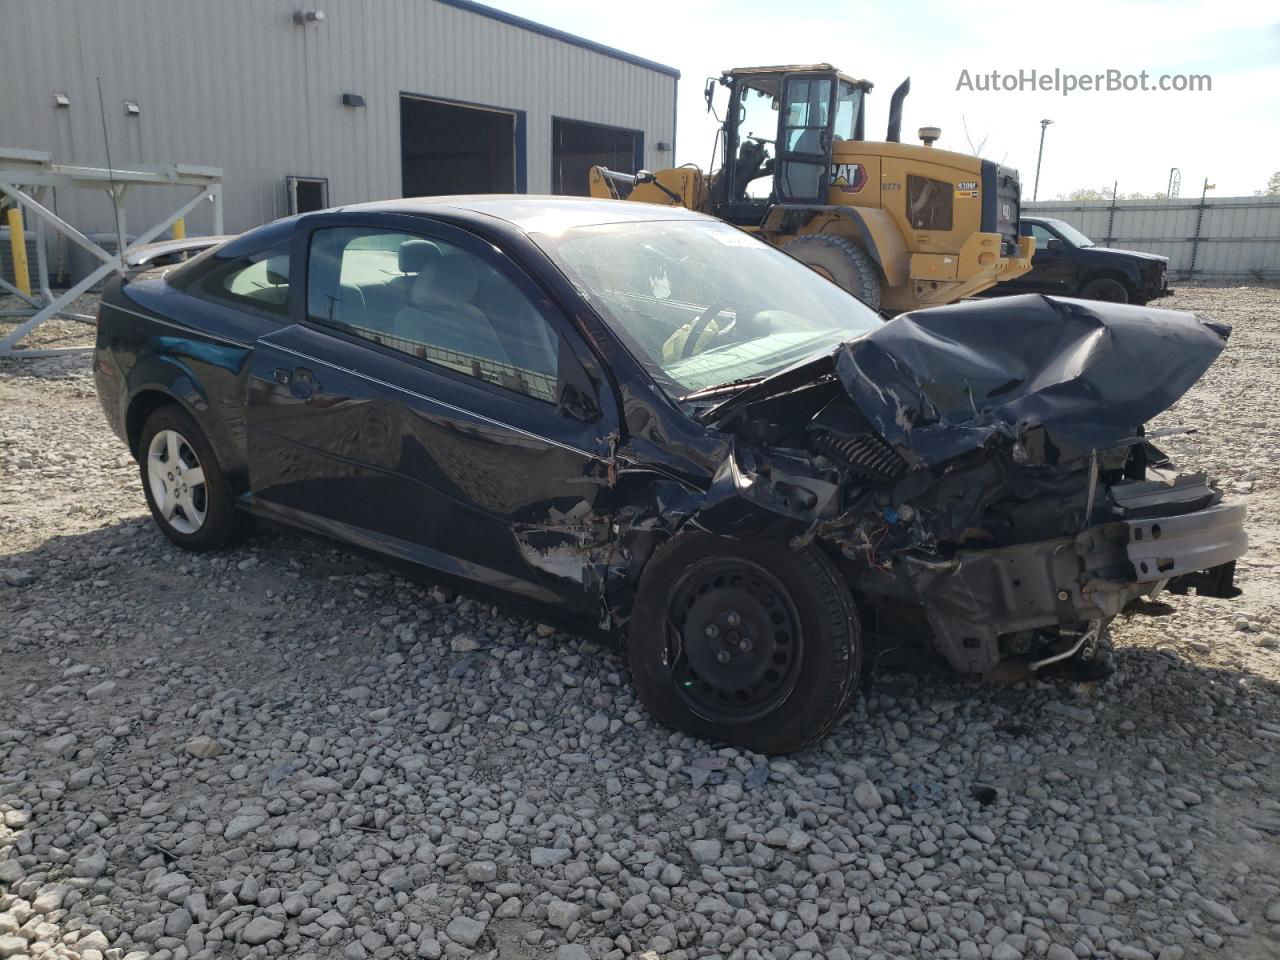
top-left (552, 117), bottom-right (642, 197)
top-left (401, 95), bottom-right (521, 196)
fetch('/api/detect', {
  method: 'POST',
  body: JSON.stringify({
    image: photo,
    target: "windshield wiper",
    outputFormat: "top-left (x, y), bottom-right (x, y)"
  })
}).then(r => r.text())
top-left (678, 375), bottom-right (766, 403)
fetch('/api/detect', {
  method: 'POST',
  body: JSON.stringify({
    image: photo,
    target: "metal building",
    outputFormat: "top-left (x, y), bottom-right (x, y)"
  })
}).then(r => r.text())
top-left (0, 0), bottom-right (679, 238)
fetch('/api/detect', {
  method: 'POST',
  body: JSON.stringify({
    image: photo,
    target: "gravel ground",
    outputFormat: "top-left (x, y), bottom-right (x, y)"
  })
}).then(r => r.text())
top-left (2, 285), bottom-right (1280, 960)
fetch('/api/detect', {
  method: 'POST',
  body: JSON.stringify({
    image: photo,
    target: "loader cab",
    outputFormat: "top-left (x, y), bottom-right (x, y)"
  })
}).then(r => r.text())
top-left (712, 64), bottom-right (869, 227)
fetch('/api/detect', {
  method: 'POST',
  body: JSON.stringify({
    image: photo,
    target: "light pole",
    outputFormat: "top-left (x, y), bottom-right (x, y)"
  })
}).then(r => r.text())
top-left (1033, 119), bottom-right (1053, 201)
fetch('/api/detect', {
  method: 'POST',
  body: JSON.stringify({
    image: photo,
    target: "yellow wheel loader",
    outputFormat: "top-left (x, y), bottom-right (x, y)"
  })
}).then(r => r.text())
top-left (589, 65), bottom-right (1035, 312)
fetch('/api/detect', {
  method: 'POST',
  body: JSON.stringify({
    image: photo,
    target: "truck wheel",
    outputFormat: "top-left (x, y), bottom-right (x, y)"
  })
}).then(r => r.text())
top-left (138, 404), bottom-right (248, 552)
top-left (628, 533), bottom-right (862, 755)
top-left (784, 235), bottom-right (883, 311)
top-left (1080, 277), bottom-right (1129, 303)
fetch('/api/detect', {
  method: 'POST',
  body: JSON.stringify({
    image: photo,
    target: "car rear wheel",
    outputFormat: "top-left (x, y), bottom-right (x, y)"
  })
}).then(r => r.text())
top-left (784, 235), bottom-right (883, 312)
top-left (628, 533), bottom-right (862, 754)
top-left (138, 404), bottom-right (246, 551)
top-left (1080, 277), bottom-right (1129, 303)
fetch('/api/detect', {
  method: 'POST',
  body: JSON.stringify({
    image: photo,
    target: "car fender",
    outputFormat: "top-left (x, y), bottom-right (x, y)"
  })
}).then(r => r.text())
top-left (124, 349), bottom-right (249, 480)
top-left (1076, 251), bottom-right (1144, 291)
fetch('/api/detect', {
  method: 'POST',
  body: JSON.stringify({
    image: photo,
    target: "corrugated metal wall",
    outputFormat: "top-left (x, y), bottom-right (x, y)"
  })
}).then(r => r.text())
top-left (1025, 197), bottom-right (1280, 280)
top-left (0, 0), bottom-right (677, 237)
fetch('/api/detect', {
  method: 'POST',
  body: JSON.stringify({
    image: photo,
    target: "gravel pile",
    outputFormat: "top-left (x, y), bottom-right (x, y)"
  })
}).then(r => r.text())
top-left (3, 285), bottom-right (1280, 960)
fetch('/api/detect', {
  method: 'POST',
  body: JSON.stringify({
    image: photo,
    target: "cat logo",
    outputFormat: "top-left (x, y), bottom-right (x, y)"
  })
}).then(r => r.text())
top-left (955, 180), bottom-right (979, 199)
top-left (829, 162), bottom-right (867, 193)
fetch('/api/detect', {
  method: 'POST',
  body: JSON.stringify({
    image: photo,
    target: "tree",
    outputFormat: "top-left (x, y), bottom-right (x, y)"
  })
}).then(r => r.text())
top-left (960, 116), bottom-right (988, 157)
top-left (1053, 186), bottom-right (1167, 202)
top-left (1264, 172), bottom-right (1280, 197)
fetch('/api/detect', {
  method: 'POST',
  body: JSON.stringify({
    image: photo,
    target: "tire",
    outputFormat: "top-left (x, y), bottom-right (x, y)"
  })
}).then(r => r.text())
top-left (1080, 277), bottom-right (1129, 303)
top-left (783, 235), bottom-right (883, 311)
top-left (138, 404), bottom-right (247, 551)
top-left (628, 533), bottom-right (862, 755)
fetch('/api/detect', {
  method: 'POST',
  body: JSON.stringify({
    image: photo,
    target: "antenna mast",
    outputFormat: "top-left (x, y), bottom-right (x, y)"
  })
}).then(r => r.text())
top-left (96, 77), bottom-right (127, 273)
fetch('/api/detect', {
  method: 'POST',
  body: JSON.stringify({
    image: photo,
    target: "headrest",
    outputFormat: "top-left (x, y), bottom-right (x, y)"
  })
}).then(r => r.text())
top-left (398, 239), bottom-right (440, 274)
top-left (412, 253), bottom-right (480, 305)
top-left (264, 255), bottom-right (290, 286)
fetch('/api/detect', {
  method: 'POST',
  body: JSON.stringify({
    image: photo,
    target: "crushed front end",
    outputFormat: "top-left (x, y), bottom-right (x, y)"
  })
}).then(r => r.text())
top-left (695, 294), bottom-right (1246, 677)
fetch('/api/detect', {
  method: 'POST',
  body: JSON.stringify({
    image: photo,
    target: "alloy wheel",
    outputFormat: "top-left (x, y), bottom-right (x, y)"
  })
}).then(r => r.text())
top-left (146, 428), bottom-right (208, 534)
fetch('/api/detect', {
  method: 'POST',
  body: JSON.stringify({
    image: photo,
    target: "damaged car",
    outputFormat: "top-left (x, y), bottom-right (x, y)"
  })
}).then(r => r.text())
top-left (93, 197), bottom-right (1247, 754)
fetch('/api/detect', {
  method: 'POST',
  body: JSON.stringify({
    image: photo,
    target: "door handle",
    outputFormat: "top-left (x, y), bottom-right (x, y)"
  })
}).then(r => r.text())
top-left (288, 367), bottom-right (319, 400)
top-left (272, 366), bottom-right (319, 400)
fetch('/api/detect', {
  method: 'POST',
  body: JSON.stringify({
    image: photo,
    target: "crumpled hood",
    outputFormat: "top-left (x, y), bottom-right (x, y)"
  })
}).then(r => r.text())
top-left (833, 294), bottom-right (1229, 466)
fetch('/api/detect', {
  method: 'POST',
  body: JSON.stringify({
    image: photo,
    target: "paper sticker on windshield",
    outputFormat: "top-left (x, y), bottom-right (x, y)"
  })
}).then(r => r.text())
top-left (709, 228), bottom-right (762, 247)
top-left (955, 180), bottom-right (979, 198)
top-left (649, 268), bottom-right (671, 299)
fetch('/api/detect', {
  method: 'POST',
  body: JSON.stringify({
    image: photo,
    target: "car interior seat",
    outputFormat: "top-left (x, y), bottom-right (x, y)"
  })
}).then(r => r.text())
top-left (395, 253), bottom-right (511, 368)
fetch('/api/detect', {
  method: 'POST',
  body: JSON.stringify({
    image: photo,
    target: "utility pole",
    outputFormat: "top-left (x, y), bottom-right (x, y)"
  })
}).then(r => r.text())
top-left (1033, 119), bottom-right (1053, 201)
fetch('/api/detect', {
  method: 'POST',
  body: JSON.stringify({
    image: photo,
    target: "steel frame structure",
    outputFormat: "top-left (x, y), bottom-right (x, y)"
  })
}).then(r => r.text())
top-left (0, 148), bottom-right (222, 357)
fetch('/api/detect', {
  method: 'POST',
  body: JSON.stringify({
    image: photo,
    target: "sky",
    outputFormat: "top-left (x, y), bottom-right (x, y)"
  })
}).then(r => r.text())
top-left (509, 0), bottom-right (1280, 199)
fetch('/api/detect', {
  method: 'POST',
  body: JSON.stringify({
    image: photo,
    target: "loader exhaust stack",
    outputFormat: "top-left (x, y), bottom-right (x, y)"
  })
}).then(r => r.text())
top-left (886, 77), bottom-right (911, 143)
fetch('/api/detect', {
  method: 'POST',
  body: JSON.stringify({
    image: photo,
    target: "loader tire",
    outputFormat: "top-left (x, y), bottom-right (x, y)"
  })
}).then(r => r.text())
top-left (784, 235), bottom-right (883, 311)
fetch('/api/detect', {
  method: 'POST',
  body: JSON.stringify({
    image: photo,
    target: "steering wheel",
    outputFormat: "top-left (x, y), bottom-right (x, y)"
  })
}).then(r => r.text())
top-left (680, 299), bottom-right (733, 359)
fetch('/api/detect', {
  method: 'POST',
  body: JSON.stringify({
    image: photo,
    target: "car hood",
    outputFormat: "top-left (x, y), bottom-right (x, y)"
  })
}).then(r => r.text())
top-left (831, 294), bottom-right (1228, 465)
top-left (1079, 245), bottom-right (1168, 264)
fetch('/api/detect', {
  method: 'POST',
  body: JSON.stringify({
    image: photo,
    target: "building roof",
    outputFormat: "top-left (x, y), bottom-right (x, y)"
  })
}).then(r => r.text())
top-left (439, 0), bottom-right (680, 79)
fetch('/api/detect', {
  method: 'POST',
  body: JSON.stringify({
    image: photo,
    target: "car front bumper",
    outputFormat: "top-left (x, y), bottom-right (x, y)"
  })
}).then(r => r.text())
top-left (900, 501), bottom-right (1247, 675)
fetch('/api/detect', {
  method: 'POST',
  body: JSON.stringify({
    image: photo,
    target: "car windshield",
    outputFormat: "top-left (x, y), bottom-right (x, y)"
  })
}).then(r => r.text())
top-left (1048, 218), bottom-right (1094, 248)
top-left (530, 219), bottom-right (882, 399)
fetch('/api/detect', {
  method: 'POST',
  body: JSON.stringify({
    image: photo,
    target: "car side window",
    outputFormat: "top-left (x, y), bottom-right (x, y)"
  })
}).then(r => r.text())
top-left (1029, 224), bottom-right (1056, 248)
top-left (306, 227), bottom-right (561, 403)
top-left (194, 242), bottom-right (291, 316)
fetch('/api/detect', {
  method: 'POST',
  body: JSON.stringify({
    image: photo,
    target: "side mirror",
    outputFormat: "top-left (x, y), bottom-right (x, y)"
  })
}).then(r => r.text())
top-left (704, 77), bottom-right (716, 112)
top-left (1046, 238), bottom-right (1064, 252)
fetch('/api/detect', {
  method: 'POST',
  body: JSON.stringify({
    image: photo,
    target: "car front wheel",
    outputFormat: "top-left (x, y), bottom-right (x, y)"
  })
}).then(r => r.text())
top-left (138, 404), bottom-right (246, 551)
top-left (1080, 277), bottom-right (1129, 303)
top-left (628, 533), bottom-right (862, 755)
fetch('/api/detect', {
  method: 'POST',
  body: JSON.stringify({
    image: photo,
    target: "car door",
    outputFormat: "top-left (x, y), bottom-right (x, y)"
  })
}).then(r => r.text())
top-left (774, 72), bottom-right (836, 204)
top-left (243, 213), bottom-right (618, 616)
top-left (1014, 222), bottom-right (1076, 293)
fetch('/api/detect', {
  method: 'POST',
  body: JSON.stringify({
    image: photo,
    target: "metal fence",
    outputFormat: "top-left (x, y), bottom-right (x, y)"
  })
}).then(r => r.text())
top-left (1024, 196), bottom-right (1280, 280)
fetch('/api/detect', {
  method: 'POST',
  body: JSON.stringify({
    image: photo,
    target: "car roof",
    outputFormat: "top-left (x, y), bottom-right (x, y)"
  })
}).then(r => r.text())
top-left (330, 194), bottom-right (713, 234)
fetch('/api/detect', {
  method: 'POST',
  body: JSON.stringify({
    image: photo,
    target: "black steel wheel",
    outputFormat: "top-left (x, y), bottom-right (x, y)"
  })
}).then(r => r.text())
top-left (1080, 277), bottom-right (1129, 303)
top-left (629, 533), bottom-right (862, 755)
top-left (667, 556), bottom-right (805, 724)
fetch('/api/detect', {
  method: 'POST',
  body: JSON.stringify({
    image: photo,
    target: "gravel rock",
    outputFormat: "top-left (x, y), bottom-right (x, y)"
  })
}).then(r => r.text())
top-left (184, 734), bottom-right (224, 757)
top-left (853, 779), bottom-right (883, 811)
top-left (444, 916), bottom-right (486, 946)
top-left (531, 846), bottom-right (571, 867)
top-left (241, 916), bottom-right (284, 945)
top-left (296, 775), bottom-right (342, 794)
top-left (1, 569), bottom-right (34, 587)
top-left (689, 838), bottom-right (722, 864)
top-left (547, 898), bottom-right (580, 929)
